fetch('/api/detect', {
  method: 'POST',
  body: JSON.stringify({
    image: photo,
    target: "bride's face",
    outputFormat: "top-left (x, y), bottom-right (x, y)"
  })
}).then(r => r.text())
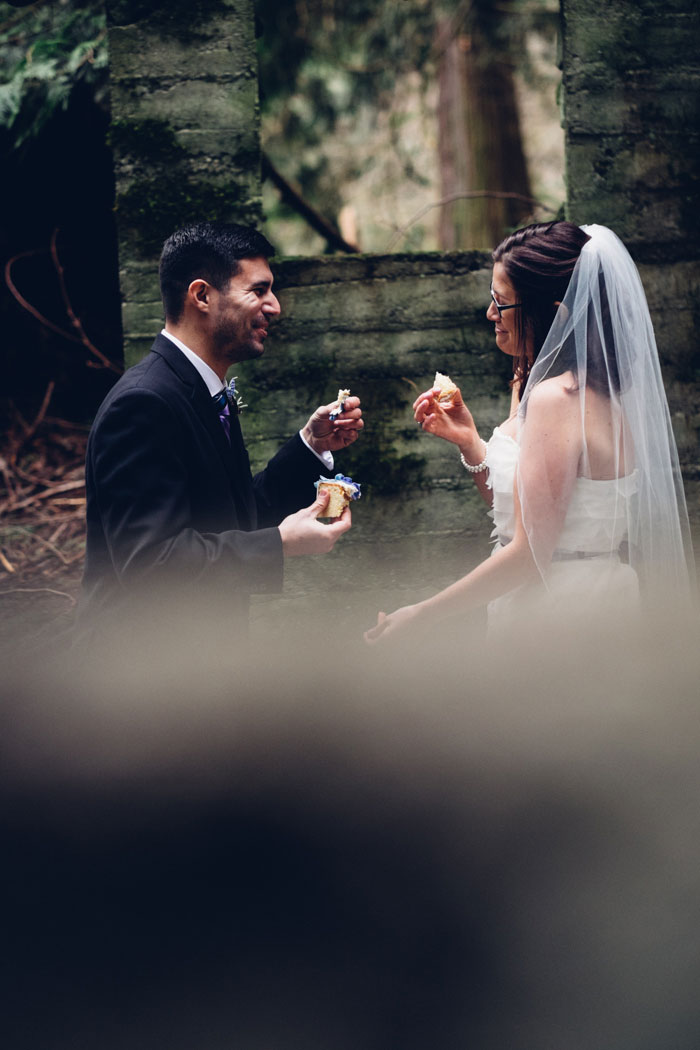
top-left (487, 262), bottom-right (522, 358)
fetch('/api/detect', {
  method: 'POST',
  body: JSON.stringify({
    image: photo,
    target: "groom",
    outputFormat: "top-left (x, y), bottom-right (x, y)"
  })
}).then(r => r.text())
top-left (78, 222), bottom-right (363, 652)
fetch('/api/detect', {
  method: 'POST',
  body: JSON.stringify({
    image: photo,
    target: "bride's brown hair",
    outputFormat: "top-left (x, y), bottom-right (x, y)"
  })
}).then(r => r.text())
top-left (493, 221), bottom-right (591, 397)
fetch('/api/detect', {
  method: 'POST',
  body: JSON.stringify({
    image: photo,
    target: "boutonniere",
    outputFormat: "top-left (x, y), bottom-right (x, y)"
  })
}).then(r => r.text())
top-left (227, 377), bottom-right (247, 412)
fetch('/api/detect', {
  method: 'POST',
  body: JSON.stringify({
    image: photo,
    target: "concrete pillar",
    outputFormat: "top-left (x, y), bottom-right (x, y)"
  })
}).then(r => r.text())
top-left (105, 0), bottom-right (261, 367)
top-left (560, 0), bottom-right (700, 479)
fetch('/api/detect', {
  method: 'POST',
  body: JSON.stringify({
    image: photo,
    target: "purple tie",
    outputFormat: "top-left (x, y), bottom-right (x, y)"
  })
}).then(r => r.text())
top-left (212, 388), bottom-right (232, 442)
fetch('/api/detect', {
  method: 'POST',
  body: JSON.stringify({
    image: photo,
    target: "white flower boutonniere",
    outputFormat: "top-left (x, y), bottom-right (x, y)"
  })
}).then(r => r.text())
top-left (227, 377), bottom-right (247, 412)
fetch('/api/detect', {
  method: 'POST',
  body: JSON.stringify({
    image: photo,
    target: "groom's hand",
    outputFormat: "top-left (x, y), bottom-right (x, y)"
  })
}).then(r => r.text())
top-left (278, 490), bottom-right (351, 556)
top-left (301, 395), bottom-right (364, 454)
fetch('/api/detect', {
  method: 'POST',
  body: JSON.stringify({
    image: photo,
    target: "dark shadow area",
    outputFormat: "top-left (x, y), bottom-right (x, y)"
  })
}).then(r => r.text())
top-left (2, 610), bottom-right (700, 1050)
top-left (1, 72), bottom-right (122, 428)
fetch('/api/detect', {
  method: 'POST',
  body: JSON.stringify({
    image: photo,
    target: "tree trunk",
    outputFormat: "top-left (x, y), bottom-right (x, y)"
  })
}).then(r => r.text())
top-left (437, 0), bottom-right (532, 250)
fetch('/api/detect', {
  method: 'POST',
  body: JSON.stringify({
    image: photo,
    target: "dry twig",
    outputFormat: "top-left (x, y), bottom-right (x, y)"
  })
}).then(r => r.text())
top-left (0, 412), bottom-right (87, 595)
top-left (385, 190), bottom-right (556, 251)
top-left (0, 549), bottom-right (15, 574)
top-left (4, 232), bottom-right (122, 374)
top-left (50, 229), bottom-right (121, 374)
top-left (0, 587), bottom-right (76, 606)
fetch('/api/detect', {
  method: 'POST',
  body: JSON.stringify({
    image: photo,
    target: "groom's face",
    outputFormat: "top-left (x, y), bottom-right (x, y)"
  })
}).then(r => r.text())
top-left (211, 257), bottom-right (281, 363)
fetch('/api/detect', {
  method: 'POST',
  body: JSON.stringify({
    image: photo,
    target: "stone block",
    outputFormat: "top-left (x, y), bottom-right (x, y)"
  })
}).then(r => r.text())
top-left (566, 186), bottom-right (690, 246)
top-left (107, 23), bottom-right (255, 82)
top-left (118, 265), bottom-right (160, 303)
top-left (121, 301), bottom-right (165, 337)
top-left (564, 83), bottom-right (700, 137)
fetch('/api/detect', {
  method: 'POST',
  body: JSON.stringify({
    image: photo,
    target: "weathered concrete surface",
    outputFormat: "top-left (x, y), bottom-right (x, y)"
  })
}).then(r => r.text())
top-left (240, 252), bottom-right (508, 498)
top-left (561, 0), bottom-right (700, 254)
top-left (105, 0), bottom-right (261, 368)
top-left (236, 251), bottom-right (513, 633)
top-left (235, 251), bottom-right (700, 638)
top-left (561, 0), bottom-right (700, 522)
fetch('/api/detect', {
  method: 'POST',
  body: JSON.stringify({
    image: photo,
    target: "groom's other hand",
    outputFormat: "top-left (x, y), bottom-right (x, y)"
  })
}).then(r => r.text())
top-left (301, 396), bottom-right (364, 454)
top-left (278, 489), bottom-right (351, 555)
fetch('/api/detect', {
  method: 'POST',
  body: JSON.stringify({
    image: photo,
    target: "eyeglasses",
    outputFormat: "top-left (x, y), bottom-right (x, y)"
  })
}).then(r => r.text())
top-left (490, 285), bottom-right (522, 319)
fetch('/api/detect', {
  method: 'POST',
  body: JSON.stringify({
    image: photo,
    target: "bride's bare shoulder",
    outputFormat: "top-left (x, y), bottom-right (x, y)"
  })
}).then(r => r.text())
top-left (525, 372), bottom-right (578, 416)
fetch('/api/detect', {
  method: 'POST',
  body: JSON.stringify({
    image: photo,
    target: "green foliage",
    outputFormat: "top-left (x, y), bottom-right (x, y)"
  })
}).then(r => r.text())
top-left (0, 0), bottom-right (108, 151)
top-left (256, 0), bottom-right (438, 224)
top-left (256, 0), bottom-right (563, 252)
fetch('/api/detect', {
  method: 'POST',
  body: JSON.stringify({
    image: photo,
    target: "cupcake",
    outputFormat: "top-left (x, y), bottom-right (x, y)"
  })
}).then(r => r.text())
top-left (433, 371), bottom-right (458, 403)
top-left (315, 473), bottom-right (361, 518)
top-left (329, 388), bottom-right (351, 422)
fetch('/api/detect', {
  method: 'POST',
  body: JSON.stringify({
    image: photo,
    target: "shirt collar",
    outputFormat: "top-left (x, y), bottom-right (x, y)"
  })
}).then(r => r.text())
top-left (160, 329), bottom-right (224, 397)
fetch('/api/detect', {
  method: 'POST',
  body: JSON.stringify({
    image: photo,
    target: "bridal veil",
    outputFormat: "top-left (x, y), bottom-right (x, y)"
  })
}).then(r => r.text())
top-left (516, 224), bottom-right (695, 607)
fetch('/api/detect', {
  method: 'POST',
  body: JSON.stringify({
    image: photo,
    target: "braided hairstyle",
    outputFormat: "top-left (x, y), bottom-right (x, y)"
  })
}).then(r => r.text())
top-left (493, 221), bottom-right (591, 396)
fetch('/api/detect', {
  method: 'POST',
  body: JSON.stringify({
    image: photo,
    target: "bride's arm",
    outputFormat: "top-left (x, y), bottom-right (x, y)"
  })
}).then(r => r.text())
top-left (364, 486), bottom-right (538, 644)
top-left (365, 381), bottom-right (581, 644)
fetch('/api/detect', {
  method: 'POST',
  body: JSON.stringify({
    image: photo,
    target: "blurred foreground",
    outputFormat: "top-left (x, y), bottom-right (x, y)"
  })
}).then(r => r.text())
top-left (2, 603), bottom-right (700, 1050)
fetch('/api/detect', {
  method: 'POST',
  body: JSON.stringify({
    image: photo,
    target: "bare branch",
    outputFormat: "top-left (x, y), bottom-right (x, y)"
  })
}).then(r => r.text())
top-left (50, 229), bottom-right (122, 374)
top-left (11, 526), bottom-right (70, 566)
top-left (5, 251), bottom-right (84, 344)
top-left (0, 549), bottom-right (15, 574)
top-left (0, 587), bottom-right (76, 606)
top-left (385, 190), bottom-right (556, 251)
top-left (10, 479), bottom-right (85, 513)
top-left (21, 380), bottom-right (54, 446)
top-left (262, 153), bottom-right (360, 254)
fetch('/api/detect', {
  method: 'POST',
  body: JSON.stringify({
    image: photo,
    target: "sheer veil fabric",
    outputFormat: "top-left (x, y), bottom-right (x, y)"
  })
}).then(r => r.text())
top-left (516, 224), bottom-right (695, 607)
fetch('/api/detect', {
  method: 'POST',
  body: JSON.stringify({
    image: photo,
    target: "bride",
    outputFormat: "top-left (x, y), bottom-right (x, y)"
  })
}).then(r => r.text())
top-left (365, 222), bottom-right (695, 645)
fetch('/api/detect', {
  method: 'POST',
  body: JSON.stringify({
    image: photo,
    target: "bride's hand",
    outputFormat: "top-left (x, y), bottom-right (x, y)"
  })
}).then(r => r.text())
top-left (413, 385), bottom-right (477, 446)
top-left (364, 605), bottom-right (420, 646)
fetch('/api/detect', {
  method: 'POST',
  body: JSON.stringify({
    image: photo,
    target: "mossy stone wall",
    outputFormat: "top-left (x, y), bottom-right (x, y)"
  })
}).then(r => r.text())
top-left (238, 251), bottom-right (512, 636)
top-left (561, 0), bottom-right (700, 497)
top-left (105, 0), bottom-right (261, 367)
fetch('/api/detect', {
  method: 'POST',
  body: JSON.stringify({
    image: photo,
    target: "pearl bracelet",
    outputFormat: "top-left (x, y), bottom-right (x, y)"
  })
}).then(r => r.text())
top-left (460, 439), bottom-right (489, 474)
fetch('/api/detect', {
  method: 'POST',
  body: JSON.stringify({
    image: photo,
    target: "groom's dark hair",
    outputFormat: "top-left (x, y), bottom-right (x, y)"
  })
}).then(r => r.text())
top-left (159, 222), bottom-right (275, 322)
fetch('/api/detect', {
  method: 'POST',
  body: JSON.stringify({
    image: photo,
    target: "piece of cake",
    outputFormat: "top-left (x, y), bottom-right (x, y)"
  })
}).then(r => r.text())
top-left (315, 473), bottom-right (361, 518)
top-left (433, 371), bottom-right (458, 403)
top-left (329, 387), bottom-right (351, 422)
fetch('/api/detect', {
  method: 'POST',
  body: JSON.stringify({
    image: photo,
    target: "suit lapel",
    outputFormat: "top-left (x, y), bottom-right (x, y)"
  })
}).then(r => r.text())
top-left (227, 408), bottom-right (257, 528)
top-left (151, 335), bottom-right (257, 529)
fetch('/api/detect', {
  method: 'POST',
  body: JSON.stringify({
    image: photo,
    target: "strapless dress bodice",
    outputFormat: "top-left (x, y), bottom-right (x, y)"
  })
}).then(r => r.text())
top-left (486, 426), bottom-right (637, 555)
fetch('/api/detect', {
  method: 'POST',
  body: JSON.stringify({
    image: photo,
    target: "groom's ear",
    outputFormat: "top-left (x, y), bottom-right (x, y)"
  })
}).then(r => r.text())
top-left (188, 280), bottom-right (211, 313)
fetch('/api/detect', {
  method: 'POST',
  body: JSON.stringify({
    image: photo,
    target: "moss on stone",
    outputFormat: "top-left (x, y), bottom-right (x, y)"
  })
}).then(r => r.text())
top-left (107, 0), bottom-right (233, 42)
top-left (108, 118), bottom-right (186, 165)
top-left (334, 377), bottom-right (428, 497)
top-left (116, 175), bottom-right (262, 256)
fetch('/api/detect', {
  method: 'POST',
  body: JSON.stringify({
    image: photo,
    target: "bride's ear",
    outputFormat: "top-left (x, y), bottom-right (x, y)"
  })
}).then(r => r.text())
top-left (554, 299), bottom-right (570, 320)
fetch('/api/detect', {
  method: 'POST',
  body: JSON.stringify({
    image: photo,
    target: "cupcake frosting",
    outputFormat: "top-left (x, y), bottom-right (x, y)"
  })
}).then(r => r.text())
top-left (315, 473), bottom-right (361, 501)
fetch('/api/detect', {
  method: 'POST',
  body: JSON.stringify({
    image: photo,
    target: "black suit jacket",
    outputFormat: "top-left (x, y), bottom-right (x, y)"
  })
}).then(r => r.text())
top-left (79, 334), bottom-right (324, 643)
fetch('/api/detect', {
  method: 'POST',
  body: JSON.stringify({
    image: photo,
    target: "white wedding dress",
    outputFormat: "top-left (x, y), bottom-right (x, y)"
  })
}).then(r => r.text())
top-left (485, 427), bottom-right (640, 629)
